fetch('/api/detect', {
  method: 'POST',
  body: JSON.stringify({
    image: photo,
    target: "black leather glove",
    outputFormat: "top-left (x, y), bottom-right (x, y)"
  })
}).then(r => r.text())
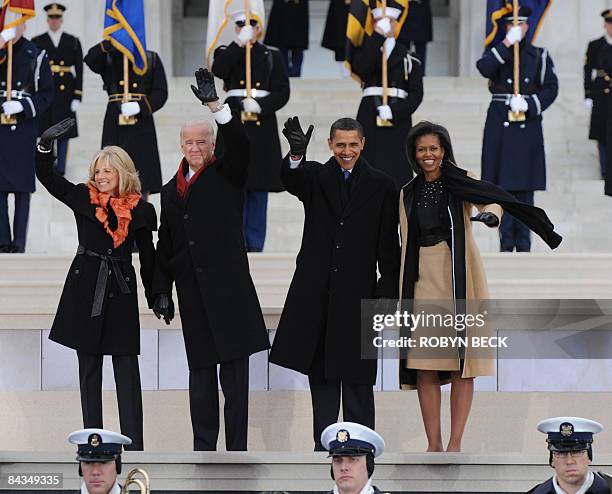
top-left (470, 212), bottom-right (499, 228)
top-left (190, 67), bottom-right (218, 105)
top-left (39, 118), bottom-right (76, 151)
top-left (282, 116), bottom-right (314, 157)
top-left (153, 294), bottom-right (174, 325)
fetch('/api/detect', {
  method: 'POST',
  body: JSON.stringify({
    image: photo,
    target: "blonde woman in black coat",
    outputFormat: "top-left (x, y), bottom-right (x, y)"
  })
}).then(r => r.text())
top-left (35, 118), bottom-right (157, 450)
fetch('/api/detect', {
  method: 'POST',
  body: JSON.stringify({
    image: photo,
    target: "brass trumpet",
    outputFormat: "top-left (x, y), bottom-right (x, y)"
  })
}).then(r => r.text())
top-left (120, 468), bottom-right (150, 494)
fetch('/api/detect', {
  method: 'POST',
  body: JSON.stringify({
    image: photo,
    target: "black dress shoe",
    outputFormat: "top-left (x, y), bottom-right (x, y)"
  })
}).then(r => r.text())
top-left (0, 244), bottom-right (11, 253)
top-left (8, 244), bottom-right (24, 253)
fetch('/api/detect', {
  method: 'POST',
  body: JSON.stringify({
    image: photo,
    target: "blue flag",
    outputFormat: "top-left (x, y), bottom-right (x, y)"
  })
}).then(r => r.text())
top-left (485, 0), bottom-right (552, 47)
top-left (103, 0), bottom-right (148, 75)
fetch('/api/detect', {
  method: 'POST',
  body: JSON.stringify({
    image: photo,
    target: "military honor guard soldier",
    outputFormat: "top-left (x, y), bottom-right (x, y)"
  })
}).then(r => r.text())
top-left (264, 0), bottom-right (309, 77)
top-left (321, 422), bottom-right (386, 494)
top-left (397, 0), bottom-right (433, 74)
top-left (476, 5), bottom-right (558, 252)
top-left (32, 3), bottom-right (83, 176)
top-left (0, 15), bottom-right (54, 253)
top-left (526, 417), bottom-right (612, 494)
top-left (351, 0), bottom-right (423, 188)
top-left (68, 428), bottom-right (132, 494)
top-left (84, 38), bottom-right (168, 197)
top-left (211, 9), bottom-right (290, 252)
top-left (584, 9), bottom-right (612, 182)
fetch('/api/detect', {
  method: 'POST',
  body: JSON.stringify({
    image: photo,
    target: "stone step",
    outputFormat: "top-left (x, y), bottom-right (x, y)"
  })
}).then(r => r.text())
top-left (1, 390), bottom-right (612, 461)
top-left (2, 448), bottom-right (611, 493)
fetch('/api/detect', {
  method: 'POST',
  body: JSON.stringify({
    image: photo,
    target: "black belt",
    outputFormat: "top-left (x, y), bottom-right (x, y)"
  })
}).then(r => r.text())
top-left (77, 245), bottom-right (131, 317)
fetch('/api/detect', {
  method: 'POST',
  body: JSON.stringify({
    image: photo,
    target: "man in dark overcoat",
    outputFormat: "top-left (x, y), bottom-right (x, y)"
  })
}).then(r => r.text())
top-left (152, 68), bottom-right (270, 451)
top-left (32, 3), bottom-right (83, 176)
top-left (476, 6), bottom-right (558, 252)
top-left (0, 20), bottom-right (53, 253)
top-left (397, 0), bottom-right (433, 74)
top-left (584, 9), bottom-right (612, 181)
top-left (84, 40), bottom-right (168, 195)
top-left (526, 417), bottom-right (612, 494)
top-left (264, 0), bottom-right (309, 77)
top-left (351, 3), bottom-right (423, 188)
top-left (212, 9), bottom-right (290, 252)
top-left (269, 116), bottom-right (400, 451)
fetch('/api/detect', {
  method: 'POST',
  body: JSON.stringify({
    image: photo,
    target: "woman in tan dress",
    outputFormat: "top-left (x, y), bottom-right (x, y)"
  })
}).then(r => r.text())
top-left (399, 121), bottom-right (562, 452)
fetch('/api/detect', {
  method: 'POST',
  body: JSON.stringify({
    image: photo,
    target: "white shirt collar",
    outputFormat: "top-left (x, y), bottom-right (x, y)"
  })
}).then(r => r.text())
top-left (605, 33), bottom-right (612, 45)
top-left (552, 471), bottom-right (594, 494)
top-left (80, 480), bottom-right (121, 494)
top-left (186, 167), bottom-right (196, 181)
top-left (48, 29), bottom-right (63, 48)
top-left (333, 478), bottom-right (374, 494)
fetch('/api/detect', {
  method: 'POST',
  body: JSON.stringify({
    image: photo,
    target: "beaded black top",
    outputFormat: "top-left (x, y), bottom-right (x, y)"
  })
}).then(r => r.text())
top-left (416, 176), bottom-right (451, 247)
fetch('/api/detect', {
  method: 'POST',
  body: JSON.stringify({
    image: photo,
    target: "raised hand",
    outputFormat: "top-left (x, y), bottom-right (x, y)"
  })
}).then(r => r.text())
top-left (39, 118), bottom-right (76, 151)
top-left (282, 116), bottom-right (314, 157)
top-left (190, 67), bottom-right (218, 105)
top-left (470, 212), bottom-right (499, 228)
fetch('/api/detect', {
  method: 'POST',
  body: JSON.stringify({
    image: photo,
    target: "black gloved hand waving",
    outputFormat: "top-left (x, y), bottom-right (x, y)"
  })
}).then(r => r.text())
top-left (190, 67), bottom-right (219, 105)
top-left (39, 118), bottom-right (76, 151)
top-left (282, 116), bottom-right (314, 157)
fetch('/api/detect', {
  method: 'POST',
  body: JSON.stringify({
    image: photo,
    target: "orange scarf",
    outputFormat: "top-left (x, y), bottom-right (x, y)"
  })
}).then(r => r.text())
top-left (88, 183), bottom-right (141, 248)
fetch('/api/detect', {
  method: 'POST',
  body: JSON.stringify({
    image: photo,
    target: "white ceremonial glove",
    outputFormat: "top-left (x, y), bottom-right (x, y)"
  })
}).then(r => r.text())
top-left (70, 99), bottom-right (80, 113)
top-left (2, 100), bottom-right (24, 115)
top-left (237, 25), bottom-right (254, 46)
top-left (377, 104), bottom-right (393, 121)
top-left (376, 17), bottom-right (392, 36)
top-left (505, 25), bottom-right (523, 46)
top-left (242, 97), bottom-right (261, 114)
top-left (584, 98), bottom-right (593, 109)
top-left (510, 95), bottom-right (528, 113)
top-left (121, 101), bottom-right (140, 117)
top-left (0, 27), bottom-right (16, 44)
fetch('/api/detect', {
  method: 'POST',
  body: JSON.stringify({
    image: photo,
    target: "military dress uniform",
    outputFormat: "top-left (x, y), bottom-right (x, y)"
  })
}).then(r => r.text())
top-left (212, 38), bottom-right (290, 251)
top-left (526, 417), bottom-right (612, 494)
top-left (84, 41), bottom-right (168, 195)
top-left (584, 20), bottom-right (612, 179)
top-left (397, 0), bottom-right (433, 74)
top-left (0, 37), bottom-right (53, 252)
top-left (32, 3), bottom-right (83, 175)
top-left (322, 0), bottom-right (349, 62)
top-left (351, 31), bottom-right (424, 188)
top-left (264, 0), bottom-right (309, 77)
top-left (476, 12), bottom-right (558, 252)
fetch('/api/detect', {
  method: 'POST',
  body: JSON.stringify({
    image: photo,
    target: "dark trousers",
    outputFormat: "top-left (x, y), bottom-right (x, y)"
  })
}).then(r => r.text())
top-left (189, 357), bottom-right (249, 451)
top-left (598, 141), bottom-right (607, 179)
top-left (243, 190), bottom-right (268, 252)
top-left (308, 377), bottom-right (375, 451)
top-left (280, 48), bottom-right (305, 77)
top-left (55, 138), bottom-right (69, 176)
top-left (0, 191), bottom-right (30, 252)
top-left (499, 190), bottom-right (534, 252)
top-left (77, 351), bottom-right (144, 450)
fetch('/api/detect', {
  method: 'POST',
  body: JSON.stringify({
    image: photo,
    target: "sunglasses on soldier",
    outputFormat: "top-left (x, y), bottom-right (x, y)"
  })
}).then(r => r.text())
top-left (235, 19), bottom-right (258, 28)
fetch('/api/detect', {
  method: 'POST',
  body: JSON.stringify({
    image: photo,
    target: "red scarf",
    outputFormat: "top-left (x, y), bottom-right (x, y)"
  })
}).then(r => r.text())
top-left (176, 157), bottom-right (215, 199)
top-left (88, 183), bottom-right (141, 248)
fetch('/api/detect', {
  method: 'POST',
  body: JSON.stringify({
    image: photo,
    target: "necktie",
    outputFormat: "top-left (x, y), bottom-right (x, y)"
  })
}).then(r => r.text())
top-left (343, 169), bottom-right (350, 181)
